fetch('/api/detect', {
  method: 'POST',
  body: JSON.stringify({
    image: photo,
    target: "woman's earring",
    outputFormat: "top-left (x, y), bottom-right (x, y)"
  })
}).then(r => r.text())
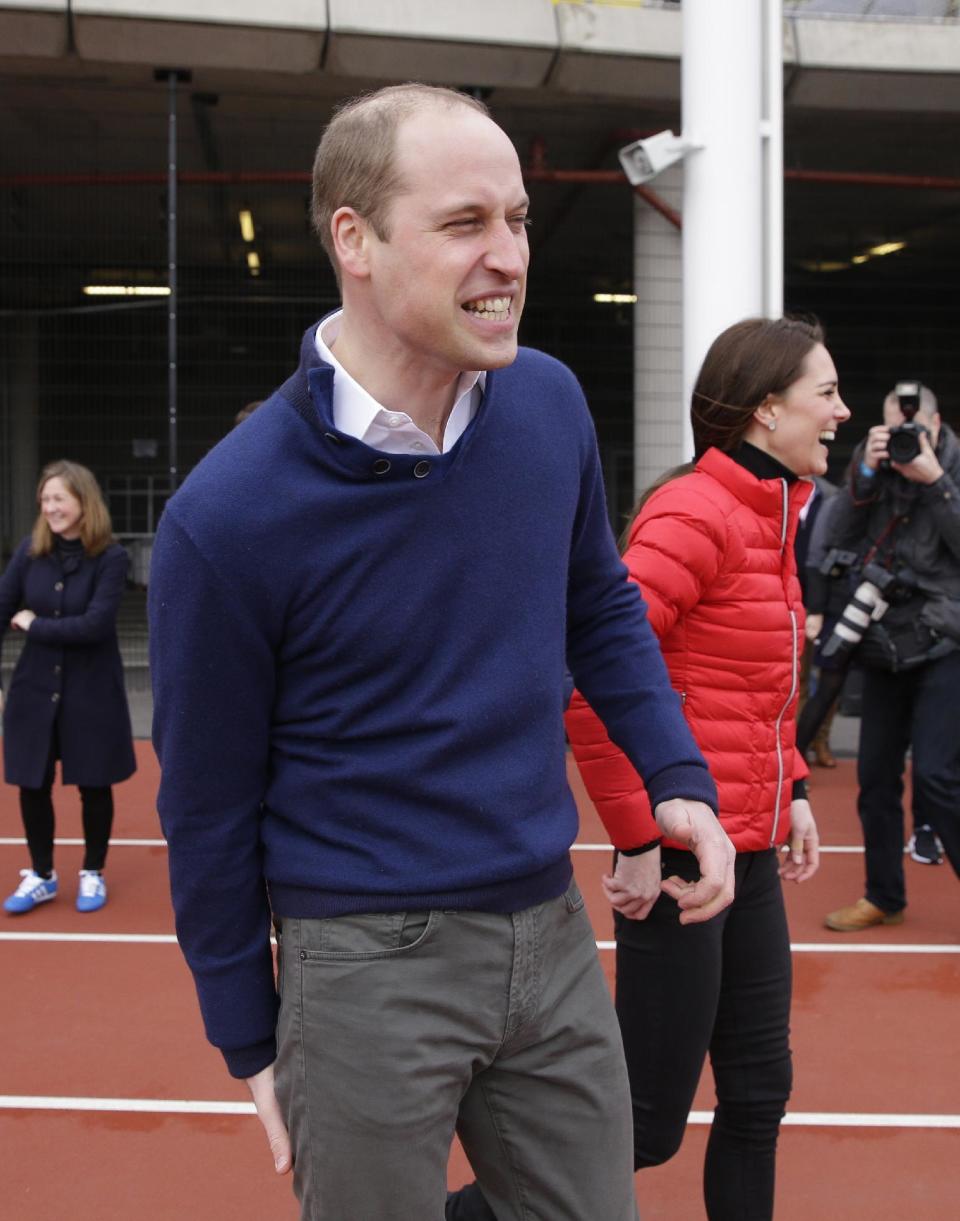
top-left (768, 420), bottom-right (777, 432)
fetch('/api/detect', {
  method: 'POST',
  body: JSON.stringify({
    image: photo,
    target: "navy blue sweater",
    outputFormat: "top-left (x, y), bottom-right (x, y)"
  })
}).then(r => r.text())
top-left (150, 325), bottom-right (717, 1078)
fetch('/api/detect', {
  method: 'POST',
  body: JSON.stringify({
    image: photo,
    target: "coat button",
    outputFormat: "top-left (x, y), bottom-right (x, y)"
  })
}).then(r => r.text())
top-left (53, 610), bottom-right (61, 617)
top-left (54, 581), bottom-right (64, 591)
top-left (54, 665), bottom-right (61, 675)
top-left (372, 458), bottom-right (391, 475)
top-left (413, 461), bottom-right (431, 479)
top-left (323, 432), bottom-right (342, 446)
top-left (51, 692), bottom-right (60, 702)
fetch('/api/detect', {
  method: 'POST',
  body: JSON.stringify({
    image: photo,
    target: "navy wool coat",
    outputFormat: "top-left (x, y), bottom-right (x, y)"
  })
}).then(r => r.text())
top-left (0, 538), bottom-right (136, 788)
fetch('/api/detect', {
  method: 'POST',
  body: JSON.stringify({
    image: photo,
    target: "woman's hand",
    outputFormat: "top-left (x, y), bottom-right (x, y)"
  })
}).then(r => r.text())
top-left (602, 847), bottom-right (662, 921)
top-left (10, 609), bottom-right (36, 632)
top-left (780, 799), bottom-right (820, 883)
top-left (805, 613), bottom-right (823, 643)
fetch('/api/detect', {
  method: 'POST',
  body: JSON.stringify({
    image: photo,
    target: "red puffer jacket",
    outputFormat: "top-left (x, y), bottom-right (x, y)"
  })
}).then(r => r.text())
top-left (565, 447), bottom-right (810, 853)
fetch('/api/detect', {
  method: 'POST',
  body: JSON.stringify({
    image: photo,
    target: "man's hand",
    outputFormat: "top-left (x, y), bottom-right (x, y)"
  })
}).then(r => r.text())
top-left (892, 429), bottom-right (943, 486)
top-left (10, 609), bottom-right (35, 631)
top-left (861, 424), bottom-right (890, 472)
top-left (653, 798), bottom-right (735, 924)
top-left (602, 847), bottom-right (661, 921)
top-left (245, 1064), bottom-right (292, 1175)
top-left (805, 613), bottom-right (823, 643)
top-left (779, 799), bottom-right (820, 883)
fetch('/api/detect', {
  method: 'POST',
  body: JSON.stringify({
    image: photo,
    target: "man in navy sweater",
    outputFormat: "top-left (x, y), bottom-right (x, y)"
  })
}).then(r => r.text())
top-left (149, 84), bottom-right (734, 1220)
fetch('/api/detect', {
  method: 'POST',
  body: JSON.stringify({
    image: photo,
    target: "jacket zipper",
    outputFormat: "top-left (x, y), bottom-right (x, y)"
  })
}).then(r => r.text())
top-left (770, 479), bottom-right (796, 847)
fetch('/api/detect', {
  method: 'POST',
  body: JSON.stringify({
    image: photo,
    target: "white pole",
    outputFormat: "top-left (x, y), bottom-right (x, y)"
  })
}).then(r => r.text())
top-left (681, 0), bottom-right (773, 456)
top-left (763, 0), bottom-right (784, 318)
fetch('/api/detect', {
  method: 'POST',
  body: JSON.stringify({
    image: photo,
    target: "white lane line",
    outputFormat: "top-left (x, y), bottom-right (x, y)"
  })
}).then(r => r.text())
top-left (0, 933), bottom-right (178, 944)
top-left (789, 942), bottom-right (960, 954)
top-left (595, 940), bottom-right (959, 954)
top-left (0, 839), bottom-right (869, 853)
top-left (0, 837), bottom-right (166, 847)
top-left (1, 1095), bottom-right (957, 1128)
top-left (571, 843), bottom-right (865, 854)
top-left (691, 1111), bottom-right (960, 1130)
top-left (0, 1096), bottom-right (254, 1115)
top-left (3, 932), bottom-right (956, 954)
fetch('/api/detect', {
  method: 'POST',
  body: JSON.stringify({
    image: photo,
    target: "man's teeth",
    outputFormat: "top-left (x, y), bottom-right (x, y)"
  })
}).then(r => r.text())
top-left (464, 297), bottom-right (510, 321)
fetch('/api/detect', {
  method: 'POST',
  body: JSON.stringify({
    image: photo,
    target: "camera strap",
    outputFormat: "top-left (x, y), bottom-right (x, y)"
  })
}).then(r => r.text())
top-left (862, 512), bottom-right (904, 572)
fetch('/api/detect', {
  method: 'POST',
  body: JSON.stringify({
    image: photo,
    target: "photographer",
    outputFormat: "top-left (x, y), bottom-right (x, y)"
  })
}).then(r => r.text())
top-left (824, 384), bottom-right (960, 931)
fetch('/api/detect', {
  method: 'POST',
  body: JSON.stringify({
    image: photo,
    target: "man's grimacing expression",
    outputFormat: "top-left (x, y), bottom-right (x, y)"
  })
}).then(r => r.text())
top-left (349, 104), bottom-right (530, 377)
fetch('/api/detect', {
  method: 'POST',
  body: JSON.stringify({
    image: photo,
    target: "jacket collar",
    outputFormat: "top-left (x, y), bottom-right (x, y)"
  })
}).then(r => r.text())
top-left (696, 446), bottom-right (812, 517)
top-left (731, 441), bottom-right (798, 484)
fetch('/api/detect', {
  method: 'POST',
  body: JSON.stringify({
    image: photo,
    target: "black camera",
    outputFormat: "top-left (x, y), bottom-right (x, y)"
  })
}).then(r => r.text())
top-left (885, 380), bottom-right (928, 466)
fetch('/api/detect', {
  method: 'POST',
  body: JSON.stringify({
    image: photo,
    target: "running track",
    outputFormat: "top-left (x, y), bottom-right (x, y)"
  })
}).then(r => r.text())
top-left (1, 744), bottom-right (957, 1219)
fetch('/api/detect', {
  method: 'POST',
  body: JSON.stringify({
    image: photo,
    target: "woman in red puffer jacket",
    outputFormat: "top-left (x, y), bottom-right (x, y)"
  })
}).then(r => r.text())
top-left (565, 316), bottom-right (850, 1221)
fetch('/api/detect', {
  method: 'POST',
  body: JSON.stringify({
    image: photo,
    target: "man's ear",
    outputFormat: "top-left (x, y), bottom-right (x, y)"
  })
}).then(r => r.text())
top-left (330, 207), bottom-right (371, 281)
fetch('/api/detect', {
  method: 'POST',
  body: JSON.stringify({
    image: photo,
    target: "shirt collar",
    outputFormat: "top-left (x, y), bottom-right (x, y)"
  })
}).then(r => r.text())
top-left (315, 311), bottom-right (484, 447)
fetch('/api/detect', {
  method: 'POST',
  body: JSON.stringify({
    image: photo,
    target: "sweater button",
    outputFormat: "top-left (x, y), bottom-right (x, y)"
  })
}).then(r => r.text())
top-left (413, 460), bottom-right (431, 479)
top-left (372, 458), bottom-right (391, 475)
top-left (54, 581), bottom-right (64, 591)
top-left (51, 692), bottom-right (60, 702)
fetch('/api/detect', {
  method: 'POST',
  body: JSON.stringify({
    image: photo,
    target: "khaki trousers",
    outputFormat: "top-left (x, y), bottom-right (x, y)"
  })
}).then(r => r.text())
top-left (274, 881), bottom-right (639, 1221)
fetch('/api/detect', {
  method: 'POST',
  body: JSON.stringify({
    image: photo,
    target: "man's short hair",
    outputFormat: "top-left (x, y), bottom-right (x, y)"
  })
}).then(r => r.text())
top-left (311, 83), bottom-right (490, 279)
top-left (883, 383), bottom-right (938, 422)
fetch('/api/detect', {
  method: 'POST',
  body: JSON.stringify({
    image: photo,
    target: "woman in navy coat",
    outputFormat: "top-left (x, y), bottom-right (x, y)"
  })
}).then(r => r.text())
top-left (1, 460), bottom-right (135, 914)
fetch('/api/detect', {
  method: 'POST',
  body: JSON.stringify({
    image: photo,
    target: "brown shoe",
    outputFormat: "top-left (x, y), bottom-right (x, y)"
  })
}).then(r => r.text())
top-left (824, 898), bottom-right (904, 932)
top-left (813, 741), bottom-right (837, 768)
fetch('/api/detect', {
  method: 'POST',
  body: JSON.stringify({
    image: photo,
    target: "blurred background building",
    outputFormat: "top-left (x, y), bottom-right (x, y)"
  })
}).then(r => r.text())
top-left (2, 0), bottom-right (960, 583)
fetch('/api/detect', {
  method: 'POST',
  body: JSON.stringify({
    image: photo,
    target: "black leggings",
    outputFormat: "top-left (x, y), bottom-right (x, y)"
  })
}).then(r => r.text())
top-left (616, 848), bottom-right (793, 1221)
top-left (17, 727), bottom-right (114, 876)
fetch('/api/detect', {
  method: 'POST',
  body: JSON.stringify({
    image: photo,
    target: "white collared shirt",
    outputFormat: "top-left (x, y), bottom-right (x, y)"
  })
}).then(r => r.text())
top-left (315, 312), bottom-right (484, 456)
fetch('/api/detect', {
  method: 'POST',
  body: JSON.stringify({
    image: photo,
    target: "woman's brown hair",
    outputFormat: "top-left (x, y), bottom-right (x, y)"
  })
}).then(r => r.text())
top-left (691, 315), bottom-right (824, 459)
top-left (30, 460), bottom-right (114, 558)
top-left (619, 315), bottom-right (824, 549)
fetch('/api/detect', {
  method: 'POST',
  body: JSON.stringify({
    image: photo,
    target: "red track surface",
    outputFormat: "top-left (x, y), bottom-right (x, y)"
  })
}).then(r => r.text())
top-left (1, 744), bottom-right (957, 1219)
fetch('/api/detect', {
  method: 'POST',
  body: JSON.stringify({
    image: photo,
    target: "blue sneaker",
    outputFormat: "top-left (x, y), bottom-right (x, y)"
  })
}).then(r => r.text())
top-left (76, 870), bottom-right (107, 913)
top-left (4, 869), bottom-right (58, 914)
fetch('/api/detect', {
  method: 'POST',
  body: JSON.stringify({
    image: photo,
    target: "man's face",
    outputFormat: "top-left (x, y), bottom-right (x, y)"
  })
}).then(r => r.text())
top-left (362, 105), bottom-right (530, 377)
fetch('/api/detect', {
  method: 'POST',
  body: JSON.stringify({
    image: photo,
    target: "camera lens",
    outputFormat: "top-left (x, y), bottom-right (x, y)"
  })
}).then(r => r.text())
top-left (887, 425), bottom-right (922, 465)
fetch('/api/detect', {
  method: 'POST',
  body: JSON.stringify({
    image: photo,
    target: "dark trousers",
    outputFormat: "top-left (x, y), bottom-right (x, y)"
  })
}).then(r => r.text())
top-left (17, 727), bottom-right (114, 877)
top-left (616, 848), bottom-right (793, 1221)
top-left (857, 650), bottom-right (960, 912)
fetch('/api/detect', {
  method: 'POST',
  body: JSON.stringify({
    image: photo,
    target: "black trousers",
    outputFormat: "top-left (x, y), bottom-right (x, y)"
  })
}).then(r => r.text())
top-left (616, 848), bottom-right (793, 1221)
top-left (17, 727), bottom-right (114, 877)
top-left (857, 650), bottom-right (960, 912)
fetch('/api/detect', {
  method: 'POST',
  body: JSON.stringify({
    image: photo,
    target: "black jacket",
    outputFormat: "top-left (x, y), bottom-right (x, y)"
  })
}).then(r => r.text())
top-left (829, 423), bottom-right (960, 643)
top-left (0, 538), bottom-right (136, 788)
